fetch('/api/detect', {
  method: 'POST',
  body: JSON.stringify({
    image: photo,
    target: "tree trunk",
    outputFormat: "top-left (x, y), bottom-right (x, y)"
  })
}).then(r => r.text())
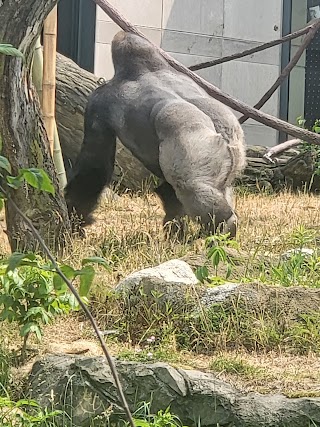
top-left (0, 1), bottom-right (70, 253)
top-left (55, 54), bottom-right (320, 194)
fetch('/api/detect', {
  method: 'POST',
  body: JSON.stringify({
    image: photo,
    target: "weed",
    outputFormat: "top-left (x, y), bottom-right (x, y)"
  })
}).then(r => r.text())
top-left (0, 395), bottom-right (61, 426)
top-left (289, 312), bottom-right (320, 354)
top-left (210, 355), bottom-right (263, 378)
top-left (131, 402), bottom-right (189, 427)
top-left (196, 234), bottom-right (239, 284)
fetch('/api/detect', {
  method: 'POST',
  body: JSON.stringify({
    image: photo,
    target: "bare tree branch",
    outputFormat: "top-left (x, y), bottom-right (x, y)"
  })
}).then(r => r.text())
top-left (263, 139), bottom-right (301, 163)
top-left (239, 19), bottom-right (320, 124)
top-left (189, 24), bottom-right (313, 71)
top-left (92, 0), bottom-right (320, 146)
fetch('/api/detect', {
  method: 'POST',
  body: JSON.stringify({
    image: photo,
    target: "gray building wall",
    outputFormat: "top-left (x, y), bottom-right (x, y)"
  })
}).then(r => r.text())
top-left (94, 0), bottom-right (284, 146)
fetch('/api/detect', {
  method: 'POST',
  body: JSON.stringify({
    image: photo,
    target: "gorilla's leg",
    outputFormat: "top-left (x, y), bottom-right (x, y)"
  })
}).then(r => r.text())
top-left (155, 182), bottom-right (186, 239)
top-left (65, 120), bottom-right (116, 226)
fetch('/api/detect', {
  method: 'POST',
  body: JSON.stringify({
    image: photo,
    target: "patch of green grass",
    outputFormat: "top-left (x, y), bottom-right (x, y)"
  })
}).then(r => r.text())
top-left (210, 355), bottom-right (264, 378)
top-left (289, 312), bottom-right (320, 354)
top-left (0, 395), bottom-right (61, 426)
top-left (97, 283), bottom-right (320, 356)
top-left (117, 340), bottom-right (179, 364)
top-left (130, 402), bottom-right (190, 427)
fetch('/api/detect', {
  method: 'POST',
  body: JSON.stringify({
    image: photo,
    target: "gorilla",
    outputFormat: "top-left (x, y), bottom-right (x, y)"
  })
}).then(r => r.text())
top-left (65, 31), bottom-right (246, 238)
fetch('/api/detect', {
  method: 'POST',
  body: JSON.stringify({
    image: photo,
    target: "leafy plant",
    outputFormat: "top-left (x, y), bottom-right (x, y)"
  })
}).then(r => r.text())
top-left (0, 253), bottom-right (109, 359)
top-left (261, 226), bottom-right (320, 288)
top-left (131, 402), bottom-right (189, 427)
top-left (289, 224), bottom-right (316, 249)
top-left (297, 116), bottom-right (320, 176)
top-left (0, 155), bottom-right (110, 359)
top-left (289, 312), bottom-right (320, 354)
top-left (0, 156), bottom-right (56, 215)
top-left (0, 396), bottom-right (60, 426)
top-left (196, 233), bottom-right (239, 283)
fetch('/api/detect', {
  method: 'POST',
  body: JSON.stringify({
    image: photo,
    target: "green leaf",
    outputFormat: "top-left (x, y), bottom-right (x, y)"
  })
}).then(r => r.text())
top-left (53, 274), bottom-right (68, 293)
top-left (133, 420), bottom-right (149, 427)
top-left (68, 293), bottom-right (79, 310)
top-left (20, 323), bottom-right (42, 341)
top-left (6, 174), bottom-right (24, 189)
top-left (0, 156), bottom-right (11, 173)
top-left (20, 322), bottom-right (33, 336)
top-left (195, 266), bottom-right (209, 283)
top-left (5, 252), bottom-right (36, 272)
top-left (81, 256), bottom-right (110, 270)
top-left (0, 44), bottom-right (24, 59)
top-left (79, 265), bottom-right (95, 297)
top-left (60, 264), bottom-right (76, 279)
top-left (20, 168), bottom-right (55, 195)
top-left (226, 263), bottom-right (232, 279)
top-left (0, 198), bottom-right (4, 212)
top-left (15, 399), bottom-right (40, 408)
top-left (53, 264), bottom-right (76, 292)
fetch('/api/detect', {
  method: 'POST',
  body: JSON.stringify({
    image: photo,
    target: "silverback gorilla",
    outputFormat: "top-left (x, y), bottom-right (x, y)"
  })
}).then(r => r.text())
top-left (65, 31), bottom-right (246, 238)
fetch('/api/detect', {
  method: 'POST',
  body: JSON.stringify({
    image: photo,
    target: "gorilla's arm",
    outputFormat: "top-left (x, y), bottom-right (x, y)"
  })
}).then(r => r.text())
top-left (65, 109), bottom-right (116, 225)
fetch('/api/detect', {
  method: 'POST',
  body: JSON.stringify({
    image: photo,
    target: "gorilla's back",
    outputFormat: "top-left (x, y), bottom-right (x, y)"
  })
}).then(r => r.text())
top-left (89, 30), bottom-right (245, 178)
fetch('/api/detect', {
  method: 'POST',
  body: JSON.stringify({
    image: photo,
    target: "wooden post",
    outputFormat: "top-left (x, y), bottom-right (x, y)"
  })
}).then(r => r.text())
top-left (42, 6), bottom-right (57, 157)
top-left (32, 37), bottom-right (67, 190)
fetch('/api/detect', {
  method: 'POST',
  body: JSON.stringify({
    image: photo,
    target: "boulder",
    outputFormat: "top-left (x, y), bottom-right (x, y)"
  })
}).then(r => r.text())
top-left (115, 259), bottom-right (203, 309)
top-left (28, 355), bottom-right (320, 427)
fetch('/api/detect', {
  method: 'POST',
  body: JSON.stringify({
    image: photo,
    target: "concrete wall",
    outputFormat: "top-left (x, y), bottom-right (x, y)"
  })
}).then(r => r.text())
top-left (94, 0), bottom-right (284, 146)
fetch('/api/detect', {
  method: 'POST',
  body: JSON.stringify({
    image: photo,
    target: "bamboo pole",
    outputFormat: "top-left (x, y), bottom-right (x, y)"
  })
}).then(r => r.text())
top-left (92, 0), bottom-right (320, 145)
top-left (40, 7), bottom-right (67, 189)
top-left (43, 6), bottom-right (57, 157)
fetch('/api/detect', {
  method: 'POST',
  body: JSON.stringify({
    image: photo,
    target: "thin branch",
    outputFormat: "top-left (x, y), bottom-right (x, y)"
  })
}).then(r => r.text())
top-left (92, 0), bottom-right (320, 146)
top-left (239, 19), bottom-right (320, 124)
top-left (189, 24), bottom-right (312, 71)
top-left (263, 138), bottom-right (301, 163)
top-left (2, 189), bottom-right (135, 427)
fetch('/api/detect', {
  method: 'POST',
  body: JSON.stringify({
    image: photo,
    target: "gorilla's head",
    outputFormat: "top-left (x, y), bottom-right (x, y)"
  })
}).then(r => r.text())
top-left (111, 31), bottom-right (168, 78)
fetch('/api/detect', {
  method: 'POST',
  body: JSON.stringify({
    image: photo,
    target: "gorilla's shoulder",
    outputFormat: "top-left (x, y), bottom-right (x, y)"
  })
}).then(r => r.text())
top-left (88, 79), bottom-right (118, 107)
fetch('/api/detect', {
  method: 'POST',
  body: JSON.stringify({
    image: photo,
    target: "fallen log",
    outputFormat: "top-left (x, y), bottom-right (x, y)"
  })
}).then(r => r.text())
top-left (55, 53), bottom-right (320, 193)
top-left (240, 145), bottom-right (320, 192)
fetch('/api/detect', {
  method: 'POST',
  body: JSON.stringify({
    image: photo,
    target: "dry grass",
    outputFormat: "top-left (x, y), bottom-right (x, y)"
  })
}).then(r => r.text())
top-left (1, 189), bottom-right (320, 397)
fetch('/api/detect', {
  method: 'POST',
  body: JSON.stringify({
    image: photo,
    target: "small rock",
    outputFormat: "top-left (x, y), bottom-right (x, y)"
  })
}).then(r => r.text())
top-left (115, 259), bottom-right (202, 309)
top-left (281, 248), bottom-right (314, 260)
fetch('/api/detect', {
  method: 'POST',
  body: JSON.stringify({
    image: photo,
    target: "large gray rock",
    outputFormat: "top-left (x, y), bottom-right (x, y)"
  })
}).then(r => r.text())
top-left (28, 355), bottom-right (320, 427)
top-left (115, 259), bottom-right (203, 309)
